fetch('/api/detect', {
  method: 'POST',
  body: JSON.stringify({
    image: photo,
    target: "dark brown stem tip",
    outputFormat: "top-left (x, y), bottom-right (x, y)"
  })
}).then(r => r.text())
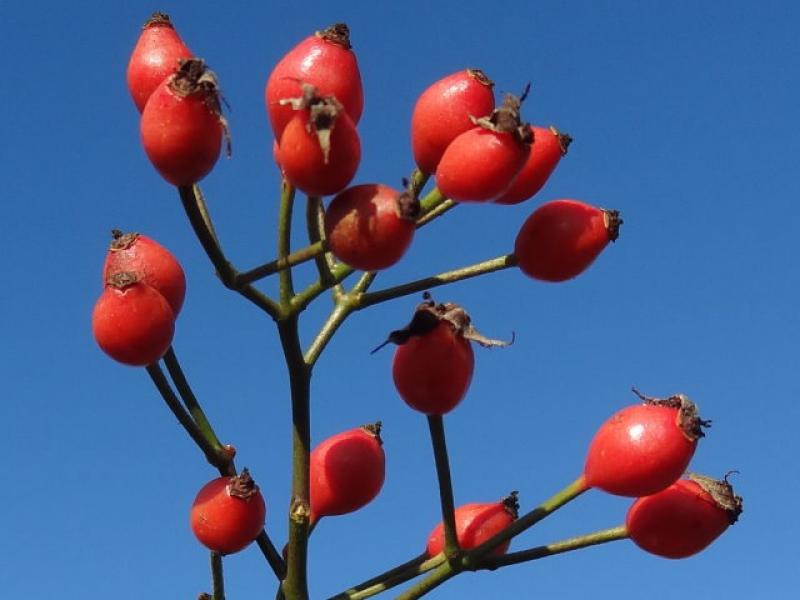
top-left (502, 491), bottom-right (520, 519)
top-left (361, 421), bottom-right (384, 445)
top-left (198, 593), bottom-right (213, 600)
top-left (143, 12), bottom-right (173, 28)
top-left (467, 68), bottom-right (494, 88)
top-left (631, 387), bottom-right (711, 442)
top-left (317, 23), bottom-right (352, 49)
top-left (603, 209), bottom-right (623, 242)
top-left (687, 472), bottom-right (744, 524)
top-left (228, 468), bottom-right (260, 500)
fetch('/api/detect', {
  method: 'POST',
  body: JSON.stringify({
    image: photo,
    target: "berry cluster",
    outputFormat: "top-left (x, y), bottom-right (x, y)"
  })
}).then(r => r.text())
top-left (98, 13), bottom-right (744, 599)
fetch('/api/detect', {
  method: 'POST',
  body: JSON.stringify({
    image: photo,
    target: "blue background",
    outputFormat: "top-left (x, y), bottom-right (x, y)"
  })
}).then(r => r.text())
top-left (1, 1), bottom-right (797, 598)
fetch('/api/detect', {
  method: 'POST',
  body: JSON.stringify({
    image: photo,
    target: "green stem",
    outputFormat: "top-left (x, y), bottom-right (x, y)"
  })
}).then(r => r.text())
top-left (291, 263), bottom-right (354, 314)
top-left (329, 553), bottom-right (428, 600)
top-left (304, 272), bottom-right (376, 366)
top-left (417, 187), bottom-right (445, 216)
top-left (330, 554), bottom-right (445, 600)
top-left (177, 184), bottom-right (282, 319)
top-left (256, 531), bottom-right (288, 580)
top-left (305, 196), bottom-right (339, 291)
top-left (145, 363), bottom-right (225, 471)
top-left (427, 416), bottom-right (459, 560)
top-left (479, 525), bottom-right (629, 570)
top-left (177, 185), bottom-right (237, 286)
top-left (235, 241), bottom-right (326, 286)
top-left (416, 199), bottom-right (455, 228)
top-left (277, 180), bottom-right (297, 306)
top-left (356, 254), bottom-right (518, 309)
top-left (162, 348), bottom-right (225, 455)
top-left (465, 476), bottom-right (589, 564)
top-left (278, 316), bottom-right (311, 600)
top-left (211, 551), bottom-right (225, 600)
top-left (393, 562), bottom-right (456, 600)
top-left (408, 168), bottom-right (429, 196)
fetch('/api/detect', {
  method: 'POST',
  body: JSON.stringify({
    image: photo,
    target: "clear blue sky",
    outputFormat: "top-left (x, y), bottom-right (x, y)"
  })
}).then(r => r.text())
top-left (1, 1), bottom-right (797, 598)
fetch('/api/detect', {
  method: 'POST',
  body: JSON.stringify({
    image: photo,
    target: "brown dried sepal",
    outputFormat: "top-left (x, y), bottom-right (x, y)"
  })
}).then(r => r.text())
top-left (361, 421), bottom-right (384, 446)
top-left (603, 209), bottom-right (623, 242)
top-left (471, 85), bottom-right (533, 146)
top-left (372, 292), bottom-right (513, 352)
top-left (549, 125), bottom-right (573, 155)
top-left (106, 270), bottom-right (139, 289)
top-left (170, 58), bottom-right (232, 157)
top-left (279, 83), bottom-right (345, 164)
top-left (143, 12), bottom-right (173, 29)
top-left (108, 229), bottom-right (139, 252)
top-left (687, 471), bottom-right (744, 524)
top-left (226, 468), bottom-right (260, 500)
top-left (316, 23), bottom-right (352, 49)
top-left (502, 491), bottom-right (520, 519)
top-left (466, 68), bottom-right (494, 88)
top-left (631, 387), bottom-right (712, 442)
top-left (396, 187), bottom-right (421, 221)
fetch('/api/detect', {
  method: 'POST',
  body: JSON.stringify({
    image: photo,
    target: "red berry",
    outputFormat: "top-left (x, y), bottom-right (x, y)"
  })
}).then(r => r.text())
top-left (265, 23), bottom-right (363, 141)
top-left (386, 298), bottom-right (510, 416)
top-left (190, 469), bottom-right (266, 555)
top-left (426, 493), bottom-right (518, 557)
top-left (435, 93), bottom-right (532, 203)
top-left (278, 93), bottom-right (361, 197)
top-left (514, 199), bottom-right (621, 282)
top-left (495, 126), bottom-right (572, 205)
top-left (393, 320), bottom-right (473, 415)
top-left (324, 184), bottom-right (418, 271)
top-left (126, 12), bottom-right (192, 113)
top-left (102, 230), bottom-right (186, 316)
top-left (583, 390), bottom-right (710, 497)
top-left (140, 58), bottom-right (228, 186)
top-left (309, 423), bottom-right (385, 524)
top-left (92, 272), bottom-right (175, 366)
top-left (411, 69), bottom-right (495, 175)
top-left (626, 473), bottom-right (743, 559)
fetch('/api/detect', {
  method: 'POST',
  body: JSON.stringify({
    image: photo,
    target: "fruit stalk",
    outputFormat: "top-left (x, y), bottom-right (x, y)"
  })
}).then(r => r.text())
top-left (178, 184), bottom-right (281, 318)
top-left (479, 525), bottom-right (628, 569)
top-left (210, 551), bottom-right (225, 600)
top-left (356, 254), bottom-right (518, 309)
top-left (465, 476), bottom-right (589, 563)
top-left (427, 416), bottom-right (460, 560)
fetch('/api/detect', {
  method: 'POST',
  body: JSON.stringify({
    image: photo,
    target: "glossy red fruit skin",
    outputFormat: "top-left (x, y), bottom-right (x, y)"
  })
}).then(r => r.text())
top-left (140, 69), bottom-right (223, 186)
top-left (495, 126), bottom-right (569, 205)
top-left (435, 127), bottom-right (529, 202)
top-left (584, 404), bottom-right (699, 497)
top-left (309, 424), bottom-right (385, 523)
top-left (324, 184), bottom-right (416, 271)
top-left (426, 501), bottom-right (515, 557)
top-left (127, 13), bottom-right (192, 113)
top-left (92, 277), bottom-right (175, 367)
top-left (103, 232), bottom-right (186, 316)
top-left (393, 321), bottom-right (474, 415)
top-left (265, 24), bottom-right (363, 141)
top-left (278, 109), bottom-right (361, 196)
top-left (626, 478), bottom-right (735, 558)
top-left (515, 199), bottom-right (619, 282)
top-left (190, 472), bottom-right (266, 555)
top-left (411, 69), bottom-right (495, 174)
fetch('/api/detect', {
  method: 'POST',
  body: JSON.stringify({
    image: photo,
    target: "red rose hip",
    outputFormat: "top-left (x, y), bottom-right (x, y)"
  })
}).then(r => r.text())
top-left (190, 469), bottom-right (266, 555)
